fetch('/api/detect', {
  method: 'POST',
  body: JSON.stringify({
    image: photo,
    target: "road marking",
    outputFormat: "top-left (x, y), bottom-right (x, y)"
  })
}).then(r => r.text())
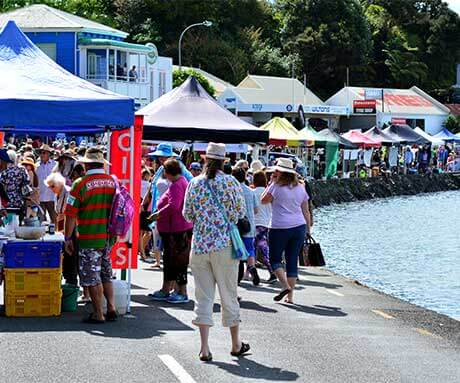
top-left (326, 289), bottom-right (344, 297)
top-left (414, 328), bottom-right (442, 339)
top-left (158, 355), bottom-right (197, 383)
top-left (371, 309), bottom-right (394, 319)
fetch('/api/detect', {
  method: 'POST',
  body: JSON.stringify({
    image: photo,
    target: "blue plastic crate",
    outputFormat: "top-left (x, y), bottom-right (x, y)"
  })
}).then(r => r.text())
top-left (3, 241), bottom-right (62, 268)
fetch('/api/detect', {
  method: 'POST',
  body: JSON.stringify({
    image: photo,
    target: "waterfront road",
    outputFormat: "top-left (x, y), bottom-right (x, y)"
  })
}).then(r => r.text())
top-left (0, 265), bottom-right (459, 383)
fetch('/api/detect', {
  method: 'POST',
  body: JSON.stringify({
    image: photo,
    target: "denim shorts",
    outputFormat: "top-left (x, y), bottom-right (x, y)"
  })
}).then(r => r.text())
top-left (268, 225), bottom-right (306, 278)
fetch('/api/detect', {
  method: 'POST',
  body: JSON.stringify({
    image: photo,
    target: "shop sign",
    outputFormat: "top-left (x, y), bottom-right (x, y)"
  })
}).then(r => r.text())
top-left (353, 99), bottom-right (376, 114)
top-left (109, 117), bottom-right (143, 269)
top-left (303, 104), bottom-right (348, 115)
top-left (391, 118), bottom-right (407, 125)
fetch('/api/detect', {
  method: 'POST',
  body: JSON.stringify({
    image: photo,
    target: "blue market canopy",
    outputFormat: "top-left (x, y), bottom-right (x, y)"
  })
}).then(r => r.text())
top-left (0, 21), bottom-right (134, 131)
top-left (433, 128), bottom-right (460, 143)
top-left (137, 76), bottom-right (269, 144)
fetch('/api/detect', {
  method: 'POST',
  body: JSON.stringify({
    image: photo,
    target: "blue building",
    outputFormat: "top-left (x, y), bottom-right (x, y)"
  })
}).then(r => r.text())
top-left (0, 4), bottom-right (172, 108)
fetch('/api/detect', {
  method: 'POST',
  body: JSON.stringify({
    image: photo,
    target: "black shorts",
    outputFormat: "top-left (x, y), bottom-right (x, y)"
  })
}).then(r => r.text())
top-left (140, 210), bottom-right (151, 231)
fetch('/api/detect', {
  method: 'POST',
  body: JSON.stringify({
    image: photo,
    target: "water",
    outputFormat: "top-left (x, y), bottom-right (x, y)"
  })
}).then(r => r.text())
top-left (314, 191), bottom-right (460, 320)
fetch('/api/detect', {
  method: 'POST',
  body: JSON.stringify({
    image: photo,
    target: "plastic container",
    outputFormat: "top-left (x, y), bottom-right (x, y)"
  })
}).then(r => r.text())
top-left (4, 268), bottom-right (62, 294)
top-left (3, 241), bottom-right (62, 268)
top-left (102, 279), bottom-right (128, 315)
top-left (61, 284), bottom-right (79, 312)
top-left (5, 291), bottom-right (62, 317)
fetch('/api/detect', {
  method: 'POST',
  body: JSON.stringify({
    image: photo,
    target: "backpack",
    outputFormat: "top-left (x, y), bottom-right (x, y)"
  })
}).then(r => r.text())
top-left (108, 177), bottom-right (135, 237)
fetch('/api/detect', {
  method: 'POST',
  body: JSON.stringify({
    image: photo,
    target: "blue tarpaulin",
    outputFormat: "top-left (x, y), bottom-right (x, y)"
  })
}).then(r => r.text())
top-left (0, 21), bottom-right (134, 131)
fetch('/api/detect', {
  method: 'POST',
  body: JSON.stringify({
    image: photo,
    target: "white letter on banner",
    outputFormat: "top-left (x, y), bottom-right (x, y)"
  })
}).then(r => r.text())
top-left (116, 246), bottom-right (128, 267)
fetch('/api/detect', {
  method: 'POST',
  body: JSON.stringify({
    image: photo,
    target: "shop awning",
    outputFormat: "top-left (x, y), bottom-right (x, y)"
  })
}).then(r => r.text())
top-left (413, 127), bottom-right (444, 145)
top-left (260, 117), bottom-right (308, 146)
top-left (78, 37), bottom-right (153, 53)
top-left (137, 76), bottom-right (268, 144)
top-left (342, 130), bottom-right (381, 148)
top-left (433, 128), bottom-right (460, 143)
top-left (0, 21), bottom-right (134, 130)
top-left (363, 126), bottom-right (399, 145)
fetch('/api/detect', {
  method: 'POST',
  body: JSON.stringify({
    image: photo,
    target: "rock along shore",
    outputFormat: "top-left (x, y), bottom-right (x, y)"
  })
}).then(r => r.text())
top-left (310, 173), bottom-right (460, 208)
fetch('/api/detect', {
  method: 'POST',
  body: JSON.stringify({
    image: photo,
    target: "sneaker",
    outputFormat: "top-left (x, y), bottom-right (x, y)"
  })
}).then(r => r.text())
top-left (266, 274), bottom-right (277, 284)
top-left (149, 290), bottom-right (170, 301)
top-left (249, 267), bottom-right (260, 286)
top-left (167, 293), bottom-right (189, 304)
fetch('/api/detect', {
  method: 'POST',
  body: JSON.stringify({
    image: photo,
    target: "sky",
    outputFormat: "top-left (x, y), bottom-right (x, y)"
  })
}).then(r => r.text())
top-left (445, 0), bottom-right (460, 14)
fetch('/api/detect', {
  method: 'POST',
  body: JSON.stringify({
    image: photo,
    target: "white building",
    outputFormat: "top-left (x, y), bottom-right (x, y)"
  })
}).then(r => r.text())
top-left (218, 75), bottom-right (348, 128)
top-left (326, 86), bottom-right (449, 134)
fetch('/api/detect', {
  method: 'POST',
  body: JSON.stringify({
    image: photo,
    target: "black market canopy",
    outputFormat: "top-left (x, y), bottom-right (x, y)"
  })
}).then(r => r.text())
top-left (316, 128), bottom-right (357, 149)
top-left (383, 124), bottom-right (430, 145)
top-left (0, 20), bottom-right (134, 132)
top-left (137, 76), bottom-right (269, 144)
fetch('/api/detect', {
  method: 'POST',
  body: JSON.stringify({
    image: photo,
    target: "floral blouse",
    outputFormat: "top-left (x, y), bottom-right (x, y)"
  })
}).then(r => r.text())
top-left (183, 171), bottom-right (245, 255)
top-left (0, 165), bottom-right (30, 208)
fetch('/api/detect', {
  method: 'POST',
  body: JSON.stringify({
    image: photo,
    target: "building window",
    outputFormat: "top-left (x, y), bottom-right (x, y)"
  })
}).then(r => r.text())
top-left (86, 49), bottom-right (107, 80)
top-left (36, 43), bottom-right (56, 61)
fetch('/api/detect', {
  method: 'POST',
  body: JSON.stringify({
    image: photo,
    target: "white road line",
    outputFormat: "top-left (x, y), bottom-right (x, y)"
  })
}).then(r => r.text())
top-left (371, 309), bottom-right (395, 319)
top-left (158, 354), bottom-right (197, 383)
top-left (326, 289), bottom-right (344, 297)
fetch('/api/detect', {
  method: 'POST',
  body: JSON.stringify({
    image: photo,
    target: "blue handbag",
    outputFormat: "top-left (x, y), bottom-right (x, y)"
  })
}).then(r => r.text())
top-left (206, 181), bottom-right (249, 261)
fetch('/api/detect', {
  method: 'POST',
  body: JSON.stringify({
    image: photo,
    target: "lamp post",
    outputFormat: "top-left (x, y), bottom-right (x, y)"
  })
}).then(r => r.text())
top-left (178, 20), bottom-right (213, 70)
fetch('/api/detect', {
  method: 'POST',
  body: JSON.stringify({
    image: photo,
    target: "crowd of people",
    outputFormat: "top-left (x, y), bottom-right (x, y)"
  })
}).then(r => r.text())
top-left (7, 134), bottom-right (458, 360)
top-left (338, 143), bottom-right (460, 179)
top-left (139, 142), bottom-right (314, 360)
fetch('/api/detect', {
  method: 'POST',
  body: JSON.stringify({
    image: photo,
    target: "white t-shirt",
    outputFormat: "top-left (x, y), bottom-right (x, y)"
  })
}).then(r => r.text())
top-left (253, 186), bottom-right (271, 228)
top-left (141, 180), bottom-right (150, 199)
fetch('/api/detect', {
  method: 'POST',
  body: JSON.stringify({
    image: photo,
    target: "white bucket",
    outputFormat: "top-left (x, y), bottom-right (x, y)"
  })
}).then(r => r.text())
top-left (102, 279), bottom-right (129, 315)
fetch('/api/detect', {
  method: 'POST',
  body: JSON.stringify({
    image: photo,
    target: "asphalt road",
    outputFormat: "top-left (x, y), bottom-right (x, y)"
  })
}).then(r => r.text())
top-left (0, 264), bottom-right (459, 383)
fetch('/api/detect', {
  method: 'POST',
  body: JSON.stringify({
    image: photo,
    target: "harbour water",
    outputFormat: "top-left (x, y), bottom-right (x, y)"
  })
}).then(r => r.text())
top-left (314, 190), bottom-right (460, 320)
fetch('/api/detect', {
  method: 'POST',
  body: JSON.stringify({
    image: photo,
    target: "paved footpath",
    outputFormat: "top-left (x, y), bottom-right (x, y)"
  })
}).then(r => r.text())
top-left (0, 264), bottom-right (459, 383)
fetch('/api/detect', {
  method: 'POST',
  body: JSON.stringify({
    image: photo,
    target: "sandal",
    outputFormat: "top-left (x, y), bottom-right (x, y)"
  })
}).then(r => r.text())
top-left (82, 314), bottom-right (105, 324)
top-left (199, 352), bottom-right (213, 362)
top-left (274, 288), bottom-right (291, 302)
top-left (105, 311), bottom-right (119, 322)
top-left (231, 342), bottom-right (250, 357)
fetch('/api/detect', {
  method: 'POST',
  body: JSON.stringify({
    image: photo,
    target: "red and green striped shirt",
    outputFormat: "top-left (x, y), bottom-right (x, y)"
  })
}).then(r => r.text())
top-left (65, 169), bottom-right (116, 249)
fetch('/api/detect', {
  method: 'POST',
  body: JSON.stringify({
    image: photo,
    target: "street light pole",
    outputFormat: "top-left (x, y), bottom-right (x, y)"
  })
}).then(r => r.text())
top-left (178, 20), bottom-right (213, 71)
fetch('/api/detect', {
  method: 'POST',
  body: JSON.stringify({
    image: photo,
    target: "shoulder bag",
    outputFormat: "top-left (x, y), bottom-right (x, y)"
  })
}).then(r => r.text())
top-left (205, 181), bottom-right (248, 261)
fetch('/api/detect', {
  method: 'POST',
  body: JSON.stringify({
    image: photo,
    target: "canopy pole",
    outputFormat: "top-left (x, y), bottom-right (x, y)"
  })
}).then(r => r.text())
top-left (125, 124), bottom-right (135, 317)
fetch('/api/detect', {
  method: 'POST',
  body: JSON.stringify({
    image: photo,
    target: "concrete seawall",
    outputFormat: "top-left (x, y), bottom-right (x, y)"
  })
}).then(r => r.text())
top-left (310, 173), bottom-right (460, 208)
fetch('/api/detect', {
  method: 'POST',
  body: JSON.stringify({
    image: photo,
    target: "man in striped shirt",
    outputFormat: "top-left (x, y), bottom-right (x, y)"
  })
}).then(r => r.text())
top-left (64, 148), bottom-right (117, 324)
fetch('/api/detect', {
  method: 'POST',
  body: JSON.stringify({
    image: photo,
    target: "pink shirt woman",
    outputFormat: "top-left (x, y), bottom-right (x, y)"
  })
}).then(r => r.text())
top-left (156, 175), bottom-right (192, 233)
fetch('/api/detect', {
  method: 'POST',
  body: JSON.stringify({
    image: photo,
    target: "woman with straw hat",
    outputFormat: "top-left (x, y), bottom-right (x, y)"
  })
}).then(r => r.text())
top-left (183, 143), bottom-right (250, 361)
top-left (21, 157), bottom-right (40, 216)
top-left (261, 158), bottom-right (311, 304)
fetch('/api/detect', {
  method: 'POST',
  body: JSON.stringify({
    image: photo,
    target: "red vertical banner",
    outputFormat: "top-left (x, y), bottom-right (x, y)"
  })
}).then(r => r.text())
top-left (109, 116), bottom-right (143, 269)
top-left (0, 132), bottom-right (4, 148)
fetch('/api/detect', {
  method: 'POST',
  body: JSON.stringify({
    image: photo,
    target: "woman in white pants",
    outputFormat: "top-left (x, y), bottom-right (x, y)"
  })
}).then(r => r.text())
top-left (183, 143), bottom-right (250, 362)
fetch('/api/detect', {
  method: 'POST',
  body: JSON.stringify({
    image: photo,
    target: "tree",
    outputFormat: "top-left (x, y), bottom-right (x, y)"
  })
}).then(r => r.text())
top-left (444, 114), bottom-right (460, 134)
top-left (173, 69), bottom-right (216, 97)
top-left (275, 0), bottom-right (373, 99)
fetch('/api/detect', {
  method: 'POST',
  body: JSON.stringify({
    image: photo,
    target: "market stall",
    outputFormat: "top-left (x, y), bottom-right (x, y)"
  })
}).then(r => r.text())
top-left (433, 128), bottom-right (460, 143)
top-left (138, 76), bottom-right (268, 144)
top-left (382, 124), bottom-right (430, 145)
top-left (260, 117), bottom-right (310, 147)
top-left (342, 130), bottom-right (381, 149)
top-left (413, 127), bottom-right (444, 146)
top-left (0, 21), bottom-right (135, 317)
top-left (363, 126), bottom-right (400, 146)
